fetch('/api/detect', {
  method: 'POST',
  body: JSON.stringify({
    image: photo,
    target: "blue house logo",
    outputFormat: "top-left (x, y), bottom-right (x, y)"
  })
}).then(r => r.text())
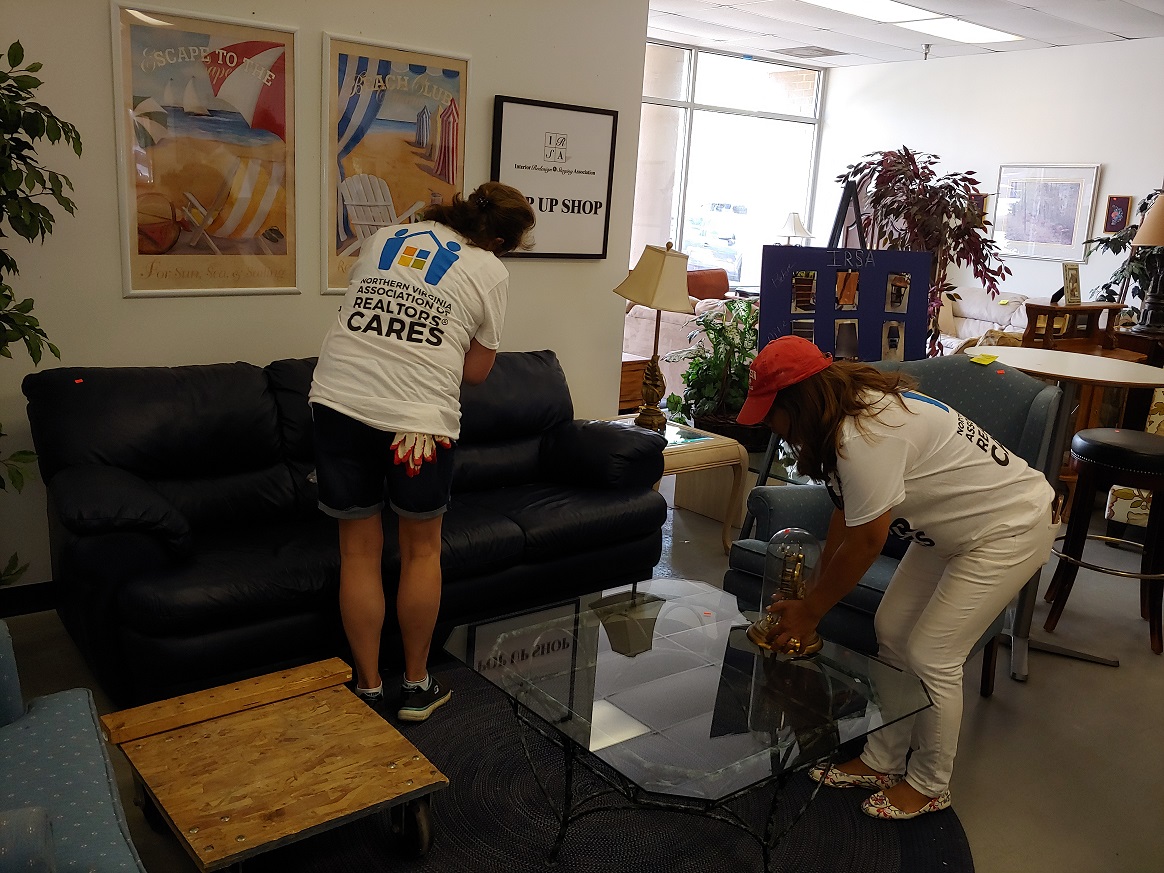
top-left (378, 228), bottom-right (461, 284)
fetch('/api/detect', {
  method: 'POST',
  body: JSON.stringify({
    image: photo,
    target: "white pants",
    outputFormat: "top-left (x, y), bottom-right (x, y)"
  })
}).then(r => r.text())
top-left (860, 514), bottom-right (1058, 797)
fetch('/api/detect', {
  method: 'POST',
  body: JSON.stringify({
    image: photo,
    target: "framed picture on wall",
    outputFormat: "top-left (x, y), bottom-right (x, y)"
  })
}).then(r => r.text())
top-left (491, 95), bottom-right (617, 258)
top-left (1103, 195), bottom-right (1133, 234)
top-left (322, 36), bottom-right (469, 293)
top-left (1062, 262), bottom-right (1082, 305)
top-left (992, 163), bottom-right (1100, 262)
top-left (111, 5), bottom-right (297, 296)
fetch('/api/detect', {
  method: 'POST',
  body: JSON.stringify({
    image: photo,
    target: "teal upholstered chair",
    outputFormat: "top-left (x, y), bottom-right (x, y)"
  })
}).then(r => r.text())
top-left (0, 620), bottom-right (147, 871)
top-left (724, 354), bottom-right (1062, 696)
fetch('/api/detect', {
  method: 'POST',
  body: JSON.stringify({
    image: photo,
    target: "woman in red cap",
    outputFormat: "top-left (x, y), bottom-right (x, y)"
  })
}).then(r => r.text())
top-left (738, 335), bottom-right (1056, 820)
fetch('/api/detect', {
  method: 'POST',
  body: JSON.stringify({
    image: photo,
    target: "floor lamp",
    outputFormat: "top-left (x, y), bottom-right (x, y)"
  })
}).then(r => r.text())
top-left (1130, 196), bottom-right (1164, 334)
top-left (614, 242), bottom-right (694, 431)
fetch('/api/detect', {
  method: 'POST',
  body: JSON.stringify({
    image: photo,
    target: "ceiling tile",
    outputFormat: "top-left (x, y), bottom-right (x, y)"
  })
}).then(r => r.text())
top-left (1021, 0), bottom-right (1164, 37)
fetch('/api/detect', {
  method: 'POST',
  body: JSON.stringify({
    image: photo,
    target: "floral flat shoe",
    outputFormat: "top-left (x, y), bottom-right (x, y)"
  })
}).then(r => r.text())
top-left (808, 763), bottom-right (903, 790)
top-left (861, 788), bottom-right (952, 820)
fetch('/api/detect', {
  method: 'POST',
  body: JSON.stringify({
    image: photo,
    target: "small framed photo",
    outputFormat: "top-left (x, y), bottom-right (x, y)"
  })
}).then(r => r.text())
top-left (1103, 195), bottom-right (1133, 234)
top-left (1062, 262), bottom-right (1082, 305)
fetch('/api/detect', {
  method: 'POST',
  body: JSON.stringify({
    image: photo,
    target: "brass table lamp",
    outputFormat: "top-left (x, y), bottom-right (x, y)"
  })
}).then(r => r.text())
top-left (614, 242), bottom-right (694, 431)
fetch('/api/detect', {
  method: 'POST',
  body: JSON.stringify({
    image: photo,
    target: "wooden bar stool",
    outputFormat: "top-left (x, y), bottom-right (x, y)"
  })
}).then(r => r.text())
top-left (1043, 427), bottom-right (1164, 653)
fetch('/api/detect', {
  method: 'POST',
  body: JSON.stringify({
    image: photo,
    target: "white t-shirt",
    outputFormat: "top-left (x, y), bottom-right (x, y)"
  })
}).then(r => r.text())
top-left (309, 221), bottom-right (508, 439)
top-left (827, 390), bottom-right (1053, 557)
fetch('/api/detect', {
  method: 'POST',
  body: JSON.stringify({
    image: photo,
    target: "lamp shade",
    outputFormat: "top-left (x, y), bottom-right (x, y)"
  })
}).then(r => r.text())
top-left (778, 212), bottom-right (812, 240)
top-left (1132, 197), bottom-right (1164, 247)
top-left (613, 243), bottom-right (694, 315)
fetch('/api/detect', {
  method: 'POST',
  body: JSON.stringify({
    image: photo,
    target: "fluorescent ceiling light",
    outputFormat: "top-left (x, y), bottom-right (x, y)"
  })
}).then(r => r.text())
top-left (799, 0), bottom-right (940, 24)
top-left (897, 18), bottom-right (1022, 43)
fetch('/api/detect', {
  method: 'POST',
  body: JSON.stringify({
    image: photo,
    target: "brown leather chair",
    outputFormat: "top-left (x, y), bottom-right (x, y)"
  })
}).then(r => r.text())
top-left (686, 268), bottom-right (731, 301)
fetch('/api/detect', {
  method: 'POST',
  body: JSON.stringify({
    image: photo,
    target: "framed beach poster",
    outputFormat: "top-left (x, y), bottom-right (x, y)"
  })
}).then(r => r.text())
top-left (992, 163), bottom-right (1100, 262)
top-left (324, 37), bottom-right (468, 293)
top-left (491, 96), bottom-right (617, 258)
top-left (112, 6), bottom-right (296, 296)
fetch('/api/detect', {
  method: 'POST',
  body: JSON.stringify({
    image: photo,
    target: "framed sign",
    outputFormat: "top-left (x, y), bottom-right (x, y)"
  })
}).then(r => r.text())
top-left (112, 5), bottom-right (296, 296)
top-left (323, 36), bottom-right (468, 293)
top-left (992, 163), bottom-right (1100, 262)
top-left (491, 96), bottom-right (617, 258)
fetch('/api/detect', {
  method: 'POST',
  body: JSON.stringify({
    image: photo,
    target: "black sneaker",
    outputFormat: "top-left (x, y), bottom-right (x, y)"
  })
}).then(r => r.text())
top-left (353, 686), bottom-right (389, 715)
top-left (397, 676), bottom-right (451, 722)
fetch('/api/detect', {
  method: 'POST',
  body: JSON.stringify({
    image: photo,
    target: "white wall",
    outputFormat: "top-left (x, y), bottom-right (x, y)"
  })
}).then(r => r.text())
top-left (0, 0), bottom-right (648, 586)
top-left (813, 38), bottom-right (1164, 301)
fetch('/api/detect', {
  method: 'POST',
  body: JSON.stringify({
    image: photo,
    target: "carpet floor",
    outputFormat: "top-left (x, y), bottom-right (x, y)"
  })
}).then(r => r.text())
top-left (249, 666), bottom-right (973, 873)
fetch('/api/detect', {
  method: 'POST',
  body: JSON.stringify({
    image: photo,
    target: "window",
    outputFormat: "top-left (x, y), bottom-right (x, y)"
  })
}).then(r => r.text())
top-left (631, 44), bottom-right (822, 287)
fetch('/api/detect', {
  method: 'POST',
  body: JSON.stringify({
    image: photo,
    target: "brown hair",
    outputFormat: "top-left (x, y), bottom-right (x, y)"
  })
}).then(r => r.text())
top-left (768, 361), bottom-right (918, 480)
top-left (421, 181), bottom-right (535, 255)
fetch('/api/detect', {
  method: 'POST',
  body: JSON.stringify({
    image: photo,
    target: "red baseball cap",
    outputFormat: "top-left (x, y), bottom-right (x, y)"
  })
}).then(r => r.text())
top-left (736, 336), bottom-right (832, 425)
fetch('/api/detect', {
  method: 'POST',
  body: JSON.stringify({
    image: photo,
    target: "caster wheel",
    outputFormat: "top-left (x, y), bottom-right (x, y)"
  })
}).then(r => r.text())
top-left (391, 795), bottom-right (433, 858)
top-left (138, 792), bottom-right (168, 834)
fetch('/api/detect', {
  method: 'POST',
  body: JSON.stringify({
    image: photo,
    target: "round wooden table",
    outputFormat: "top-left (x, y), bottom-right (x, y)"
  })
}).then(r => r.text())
top-left (964, 346), bottom-right (1164, 677)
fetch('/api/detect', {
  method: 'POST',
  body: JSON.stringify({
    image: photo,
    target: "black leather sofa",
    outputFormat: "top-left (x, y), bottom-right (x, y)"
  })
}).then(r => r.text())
top-left (23, 350), bottom-right (668, 705)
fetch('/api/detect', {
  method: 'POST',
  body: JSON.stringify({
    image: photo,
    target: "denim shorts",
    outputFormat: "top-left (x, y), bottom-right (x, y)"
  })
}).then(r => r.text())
top-left (311, 403), bottom-right (455, 520)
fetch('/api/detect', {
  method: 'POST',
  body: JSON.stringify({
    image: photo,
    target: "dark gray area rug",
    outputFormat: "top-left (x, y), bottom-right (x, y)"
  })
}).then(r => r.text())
top-left (251, 666), bottom-right (973, 873)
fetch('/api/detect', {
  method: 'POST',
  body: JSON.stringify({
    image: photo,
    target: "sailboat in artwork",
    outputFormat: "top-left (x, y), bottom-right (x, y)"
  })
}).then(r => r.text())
top-left (161, 77), bottom-right (178, 108)
top-left (182, 77), bottom-right (210, 116)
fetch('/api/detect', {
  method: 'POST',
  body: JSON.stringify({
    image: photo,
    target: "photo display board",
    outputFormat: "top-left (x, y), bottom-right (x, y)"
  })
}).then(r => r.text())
top-left (759, 246), bottom-right (932, 362)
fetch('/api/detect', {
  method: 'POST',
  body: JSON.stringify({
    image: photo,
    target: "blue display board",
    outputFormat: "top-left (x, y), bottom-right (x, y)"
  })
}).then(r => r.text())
top-left (758, 246), bottom-right (932, 362)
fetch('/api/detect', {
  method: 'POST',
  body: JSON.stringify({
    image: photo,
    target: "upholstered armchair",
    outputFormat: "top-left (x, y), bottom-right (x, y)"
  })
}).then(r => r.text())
top-left (0, 620), bottom-right (147, 871)
top-left (724, 354), bottom-right (1062, 696)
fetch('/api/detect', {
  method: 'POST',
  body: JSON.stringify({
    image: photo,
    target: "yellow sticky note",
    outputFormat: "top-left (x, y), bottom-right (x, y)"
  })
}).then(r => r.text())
top-left (998, 298), bottom-right (1009, 305)
top-left (970, 353), bottom-right (999, 365)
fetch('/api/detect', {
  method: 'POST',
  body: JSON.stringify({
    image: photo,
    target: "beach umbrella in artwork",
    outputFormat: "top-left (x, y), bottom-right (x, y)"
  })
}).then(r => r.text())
top-left (131, 96), bottom-right (169, 149)
top-left (433, 98), bottom-right (460, 185)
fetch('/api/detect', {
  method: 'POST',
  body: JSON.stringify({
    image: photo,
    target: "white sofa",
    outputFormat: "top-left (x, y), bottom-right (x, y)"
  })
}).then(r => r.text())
top-left (936, 286), bottom-right (1052, 354)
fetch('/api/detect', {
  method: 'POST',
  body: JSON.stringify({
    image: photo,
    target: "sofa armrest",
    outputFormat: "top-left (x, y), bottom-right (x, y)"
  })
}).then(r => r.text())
top-left (540, 420), bottom-right (666, 489)
top-left (49, 465), bottom-right (193, 557)
top-left (0, 807), bottom-right (56, 872)
top-left (746, 483), bottom-right (834, 542)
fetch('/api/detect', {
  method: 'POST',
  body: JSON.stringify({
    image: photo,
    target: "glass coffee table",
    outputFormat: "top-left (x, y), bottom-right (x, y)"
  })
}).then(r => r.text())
top-left (445, 578), bottom-right (930, 871)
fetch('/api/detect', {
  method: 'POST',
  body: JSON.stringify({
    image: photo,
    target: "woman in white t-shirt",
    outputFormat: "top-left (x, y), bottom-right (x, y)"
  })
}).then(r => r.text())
top-left (737, 335), bottom-right (1056, 820)
top-left (310, 182), bottom-right (534, 723)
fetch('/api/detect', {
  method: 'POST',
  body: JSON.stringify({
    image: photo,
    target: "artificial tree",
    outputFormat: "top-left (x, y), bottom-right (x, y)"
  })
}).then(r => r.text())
top-left (0, 40), bottom-right (82, 585)
top-left (1084, 188), bottom-right (1162, 324)
top-left (837, 146), bottom-right (1011, 354)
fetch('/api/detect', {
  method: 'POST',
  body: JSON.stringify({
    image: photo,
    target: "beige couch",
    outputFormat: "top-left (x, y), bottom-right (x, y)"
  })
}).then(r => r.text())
top-left (936, 286), bottom-right (1052, 354)
top-left (623, 297), bottom-right (729, 397)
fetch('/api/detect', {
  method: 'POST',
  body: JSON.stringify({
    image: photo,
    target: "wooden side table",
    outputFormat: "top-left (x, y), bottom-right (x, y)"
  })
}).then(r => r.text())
top-left (620, 353), bottom-right (648, 414)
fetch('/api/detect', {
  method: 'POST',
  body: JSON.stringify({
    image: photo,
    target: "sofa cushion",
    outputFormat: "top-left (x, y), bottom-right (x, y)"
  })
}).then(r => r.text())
top-left (453, 436), bottom-right (541, 493)
top-left (460, 350), bottom-right (573, 443)
top-left (24, 362), bottom-right (280, 482)
top-left (457, 484), bottom-right (668, 563)
top-left (0, 806), bottom-right (56, 873)
top-left (116, 518), bottom-right (340, 635)
top-left (266, 357), bottom-right (318, 462)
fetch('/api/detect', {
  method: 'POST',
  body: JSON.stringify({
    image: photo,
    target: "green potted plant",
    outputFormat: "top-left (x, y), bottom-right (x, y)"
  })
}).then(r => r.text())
top-left (1084, 189), bottom-right (1162, 326)
top-left (1, 40), bottom-right (82, 585)
top-left (662, 298), bottom-right (773, 452)
top-left (837, 146), bottom-right (1011, 354)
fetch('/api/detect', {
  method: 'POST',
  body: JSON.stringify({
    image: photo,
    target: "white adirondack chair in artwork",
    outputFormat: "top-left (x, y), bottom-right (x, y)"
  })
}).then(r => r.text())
top-left (338, 173), bottom-right (425, 257)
